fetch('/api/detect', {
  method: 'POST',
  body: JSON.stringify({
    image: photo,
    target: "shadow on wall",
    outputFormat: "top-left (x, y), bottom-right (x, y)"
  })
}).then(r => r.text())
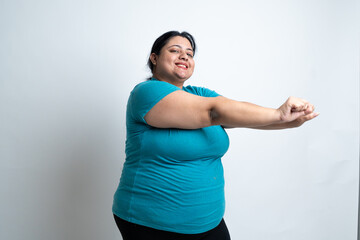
top-left (19, 110), bottom-right (125, 240)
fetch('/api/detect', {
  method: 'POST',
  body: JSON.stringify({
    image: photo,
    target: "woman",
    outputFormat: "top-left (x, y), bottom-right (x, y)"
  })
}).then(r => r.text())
top-left (112, 31), bottom-right (319, 240)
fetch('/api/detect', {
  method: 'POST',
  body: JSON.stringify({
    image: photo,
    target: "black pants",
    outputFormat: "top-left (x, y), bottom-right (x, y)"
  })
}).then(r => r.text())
top-left (113, 214), bottom-right (231, 240)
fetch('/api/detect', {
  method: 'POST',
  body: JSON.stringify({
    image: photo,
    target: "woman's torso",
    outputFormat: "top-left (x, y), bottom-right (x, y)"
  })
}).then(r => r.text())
top-left (112, 80), bottom-right (230, 234)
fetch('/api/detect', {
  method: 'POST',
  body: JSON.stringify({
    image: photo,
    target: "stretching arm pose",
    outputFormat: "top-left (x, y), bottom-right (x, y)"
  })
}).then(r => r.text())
top-left (113, 31), bottom-right (319, 239)
top-left (145, 33), bottom-right (318, 130)
top-left (145, 91), bottom-right (319, 130)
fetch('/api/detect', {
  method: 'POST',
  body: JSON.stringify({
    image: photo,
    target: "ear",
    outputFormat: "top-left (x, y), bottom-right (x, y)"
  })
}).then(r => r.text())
top-left (150, 53), bottom-right (157, 66)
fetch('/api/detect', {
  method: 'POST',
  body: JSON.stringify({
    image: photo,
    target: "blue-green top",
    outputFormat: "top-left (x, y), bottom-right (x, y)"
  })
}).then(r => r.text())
top-left (112, 79), bottom-right (229, 234)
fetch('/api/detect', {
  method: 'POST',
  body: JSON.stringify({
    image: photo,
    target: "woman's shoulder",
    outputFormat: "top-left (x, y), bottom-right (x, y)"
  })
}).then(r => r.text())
top-left (132, 79), bottom-right (166, 90)
top-left (131, 79), bottom-right (179, 96)
top-left (183, 85), bottom-right (220, 97)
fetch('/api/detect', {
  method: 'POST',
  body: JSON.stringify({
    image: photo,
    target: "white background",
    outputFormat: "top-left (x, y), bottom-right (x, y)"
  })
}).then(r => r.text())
top-left (0, 0), bottom-right (359, 239)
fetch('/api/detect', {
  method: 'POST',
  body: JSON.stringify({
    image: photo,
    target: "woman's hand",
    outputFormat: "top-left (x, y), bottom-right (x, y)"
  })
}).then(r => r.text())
top-left (277, 97), bottom-right (316, 123)
top-left (250, 98), bottom-right (319, 130)
top-left (283, 111), bottom-right (319, 128)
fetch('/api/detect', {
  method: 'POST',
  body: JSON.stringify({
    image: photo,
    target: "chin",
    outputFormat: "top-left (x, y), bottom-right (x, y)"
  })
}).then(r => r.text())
top-left (176, 74), bottom-right (191, 80)
top-left (177, 77), bottom-right (190, 82)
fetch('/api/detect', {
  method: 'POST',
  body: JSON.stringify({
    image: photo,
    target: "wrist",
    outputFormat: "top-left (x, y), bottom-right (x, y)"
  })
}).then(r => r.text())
top-left (274, 108), bottom-right (284, 123)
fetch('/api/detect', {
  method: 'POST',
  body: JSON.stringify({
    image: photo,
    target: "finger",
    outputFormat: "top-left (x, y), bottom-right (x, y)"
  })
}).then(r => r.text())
top-left (288, 97), bottom-right (312, 113)
top-left (312, 112), bottom-right (320, 118)
top-left (305, 104), bottom-right (315, 114)
top-left (300, 101), bottom-right (313, 112)
top-left (304, 112), bottom-right (320, 121)
top-left (291, 103), bottom-right (307, 112)
top-left (291, 110), bottom-right (306, 120)
top-left (295, 98), bottom-right (308, 107)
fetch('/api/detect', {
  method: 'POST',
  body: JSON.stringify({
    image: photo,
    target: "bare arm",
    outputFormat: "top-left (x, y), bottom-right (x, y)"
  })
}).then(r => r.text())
top-left (145, 91), bottom-right (317, 129)
top-left (250, 108), bottom-right (319, 130)
top-left (209, 97), bottom-right (282, 128)
top-left (144, 90), bottom-right (213, 129)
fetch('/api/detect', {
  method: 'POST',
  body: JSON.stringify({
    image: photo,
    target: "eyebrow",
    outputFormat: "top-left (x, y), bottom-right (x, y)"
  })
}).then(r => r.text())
top-left (167, 44), bottom-right (193, 52)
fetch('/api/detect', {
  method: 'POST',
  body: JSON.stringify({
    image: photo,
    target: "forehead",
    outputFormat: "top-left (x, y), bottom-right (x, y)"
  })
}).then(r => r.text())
top-left (165, 36), bottom-right (193, 50)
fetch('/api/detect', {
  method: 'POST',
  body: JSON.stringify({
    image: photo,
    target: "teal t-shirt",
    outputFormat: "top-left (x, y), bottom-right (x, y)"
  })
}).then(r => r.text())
top-left (112, 79), bottom-right (230, 234)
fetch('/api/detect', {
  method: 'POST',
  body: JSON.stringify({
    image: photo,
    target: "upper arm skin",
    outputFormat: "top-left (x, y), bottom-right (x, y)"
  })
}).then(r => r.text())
top-left (144, 90), bottom-right (216, 129)
top-left (145, 93), bottom-right (282, 129)
top-left (144, 91), bottom-right (316, 130)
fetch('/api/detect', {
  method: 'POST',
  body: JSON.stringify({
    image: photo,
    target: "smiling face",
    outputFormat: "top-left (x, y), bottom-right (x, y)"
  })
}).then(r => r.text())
top-left (150, 36), bottom-right (195, 88)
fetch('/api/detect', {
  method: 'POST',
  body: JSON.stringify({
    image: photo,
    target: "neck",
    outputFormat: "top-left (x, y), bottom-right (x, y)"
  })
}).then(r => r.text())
top-left (152, 74), bottom-right (185, 89)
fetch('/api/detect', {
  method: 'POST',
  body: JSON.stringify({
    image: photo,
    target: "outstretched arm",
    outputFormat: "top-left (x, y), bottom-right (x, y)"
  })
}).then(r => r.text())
top-left (221, 96), bottom-right (319, 129)
top-left (144, 91), bottom-right (318, 129)
top-left (249, 111), bottom-right (319, 130)
top-left (210, 96), bottom-right (318, 128)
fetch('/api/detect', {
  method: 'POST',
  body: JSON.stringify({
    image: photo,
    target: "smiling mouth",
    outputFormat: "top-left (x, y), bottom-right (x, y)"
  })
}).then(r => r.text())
top-left (175, 63), bottom-right (188, 69)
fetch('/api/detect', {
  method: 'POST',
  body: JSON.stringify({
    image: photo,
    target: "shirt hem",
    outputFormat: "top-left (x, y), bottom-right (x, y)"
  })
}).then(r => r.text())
top-left (112, 210), bottom-right (222, 234)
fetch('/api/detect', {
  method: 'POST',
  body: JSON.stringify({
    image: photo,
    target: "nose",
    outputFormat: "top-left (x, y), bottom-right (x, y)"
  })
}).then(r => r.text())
top-left (179, 51), bottom-right (188, 61)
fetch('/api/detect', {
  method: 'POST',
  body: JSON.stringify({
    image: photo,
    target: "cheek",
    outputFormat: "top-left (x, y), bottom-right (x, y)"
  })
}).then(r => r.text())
top-left (190, 60), bottom-right (195, 70)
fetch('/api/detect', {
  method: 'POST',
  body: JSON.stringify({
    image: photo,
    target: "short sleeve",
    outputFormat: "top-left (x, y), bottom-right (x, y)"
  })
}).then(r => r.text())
top-left (128, 80), bottom-right (180, 124)
top-left (183, 85), bottom-right (220, 97)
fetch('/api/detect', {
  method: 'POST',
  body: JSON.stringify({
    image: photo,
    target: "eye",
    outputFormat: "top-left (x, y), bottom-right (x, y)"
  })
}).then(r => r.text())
top-left (187, 53), bottom-right (193, 58)
top-left (170, 49), bottom-right (179, 53)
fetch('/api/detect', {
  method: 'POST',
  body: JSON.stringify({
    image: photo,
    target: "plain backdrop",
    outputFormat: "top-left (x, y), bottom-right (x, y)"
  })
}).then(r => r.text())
top-left (0, 0), bottom-right (359, 239)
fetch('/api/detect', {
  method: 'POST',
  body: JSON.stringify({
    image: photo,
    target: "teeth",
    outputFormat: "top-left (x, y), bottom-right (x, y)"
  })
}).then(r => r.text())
top-left (177, 64), bottom-right (187, 68)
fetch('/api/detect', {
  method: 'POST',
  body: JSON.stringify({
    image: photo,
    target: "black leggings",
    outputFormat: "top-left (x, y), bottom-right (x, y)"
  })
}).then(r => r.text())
top-left (113, 214), bottom-right (231, 240)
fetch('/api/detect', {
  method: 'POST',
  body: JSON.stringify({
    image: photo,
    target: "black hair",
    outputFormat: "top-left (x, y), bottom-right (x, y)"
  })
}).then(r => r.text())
top-left (147, 31), bottom-right (196, 74)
